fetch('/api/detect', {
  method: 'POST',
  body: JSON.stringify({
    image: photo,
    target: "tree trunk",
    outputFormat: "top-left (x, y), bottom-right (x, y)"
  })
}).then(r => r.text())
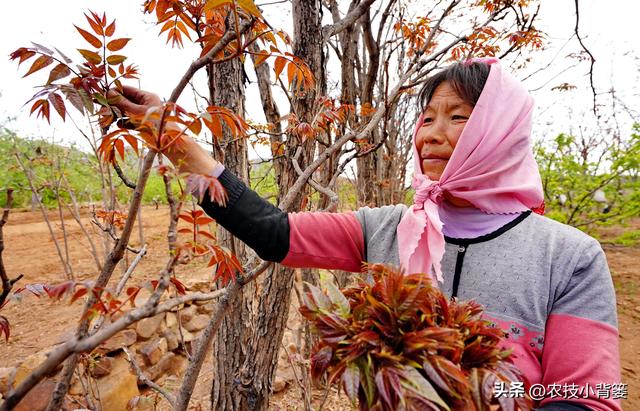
top-left (238, 1), bottom-right (324, 409)
top-left (207, 33), bottom-right (255, 410)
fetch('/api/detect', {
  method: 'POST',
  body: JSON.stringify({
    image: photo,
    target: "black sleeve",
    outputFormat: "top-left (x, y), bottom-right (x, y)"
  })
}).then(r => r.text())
top-left (536, 402), bottom-right (592, 411)
top-left (198, 169), bottom-right (290, 262)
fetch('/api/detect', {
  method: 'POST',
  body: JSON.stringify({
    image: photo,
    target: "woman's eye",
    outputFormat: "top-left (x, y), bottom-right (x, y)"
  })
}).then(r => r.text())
top-left (423, 117), bottom-right (433, 124)
top-left (452, 115), bottom-right (468, 121)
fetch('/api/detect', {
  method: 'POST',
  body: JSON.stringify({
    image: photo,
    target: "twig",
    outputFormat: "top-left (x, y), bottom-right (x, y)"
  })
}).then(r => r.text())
top-left (573, 0), bottom-right (597, 116)
top-left (14, 152), bottom-right (74, 279)
top-left (292, 147), bottom-right (339, 212)
top-left (123, 347), bottom-right (176, 406)
top-left (321, 0), bottom-right (377, 40)
top-left (113, 161), bottom-right (137, 189)
top-left (0, 189), bottom-right (24, 309)
top-left (90, 216), bottom-right (143, 254)
top-left (115, 245), bottom-right (147, 296)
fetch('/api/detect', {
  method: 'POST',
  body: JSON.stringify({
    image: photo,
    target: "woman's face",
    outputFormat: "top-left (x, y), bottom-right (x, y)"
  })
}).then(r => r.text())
top-left (415, 81), bottom-right (474, 181)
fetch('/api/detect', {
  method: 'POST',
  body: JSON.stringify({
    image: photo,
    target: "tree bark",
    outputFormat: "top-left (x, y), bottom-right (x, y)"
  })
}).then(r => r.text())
top-left (207, 31), bottom-right (255, 411)
top-left (237, 1), bottom-right (324, 409)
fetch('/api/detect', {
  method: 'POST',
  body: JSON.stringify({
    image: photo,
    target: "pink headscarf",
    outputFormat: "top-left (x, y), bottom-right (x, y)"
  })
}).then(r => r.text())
top-left (396, 57), bottom-right (544, 282)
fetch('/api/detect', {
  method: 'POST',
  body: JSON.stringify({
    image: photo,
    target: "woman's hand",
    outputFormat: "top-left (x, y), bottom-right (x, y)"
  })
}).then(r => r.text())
top-left (109, 85), bottom-right (162, 121)
top-left (109, 85), bottom-right (220, 176)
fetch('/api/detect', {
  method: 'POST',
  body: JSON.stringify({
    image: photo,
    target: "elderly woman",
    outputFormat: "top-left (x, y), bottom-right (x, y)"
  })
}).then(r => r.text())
top-left (114, 58), bottom-right (620, 411)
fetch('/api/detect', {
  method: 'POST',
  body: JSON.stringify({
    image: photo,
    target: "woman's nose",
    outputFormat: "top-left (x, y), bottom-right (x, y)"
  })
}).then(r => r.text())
top-left (420, 123), bottom-right (447, 146)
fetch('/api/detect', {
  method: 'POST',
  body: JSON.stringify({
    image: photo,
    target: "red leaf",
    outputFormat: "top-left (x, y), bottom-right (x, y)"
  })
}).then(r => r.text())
top-left (274, 56), bottom-right (286, 78)
top-left (48, 93), bottom-right (66, 121)
top-left (78, 49), bottom-right (102, 65)
top-left (45, 281), bottom-right (76, 300)
top-left (170, 277), bottom-right (187, 295)
top-left (106, 38), bottom-right (131, 52)
top-left (23, 55), bottom-right (53, 77)
top-left (46, 63), bottom-right (71, 84)
top-left (114, 139), bottom-right (125, 161)
top-left (105, 20), bottom-right (116, 37)
top-left (74, 25), bottom-right (103, 48)
top-left (195, 216), bottom-right (214, 225)
top-left (70, 287), bottom-right (88, 304)
top-left (85, 12), bottom-right (104, 36)
top-left (106, 55), bottom-right (127, 65)
top-left (178, 213), bottom-right (194, 224)
top-left (9, 47), bottom-right (36, 66)
top-left (0, 316), bottom-right (10, 341)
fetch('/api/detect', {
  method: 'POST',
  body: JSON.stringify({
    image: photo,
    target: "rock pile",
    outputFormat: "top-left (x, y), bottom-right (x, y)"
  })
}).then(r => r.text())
top-left (0, 281), bottom-right (214, 411)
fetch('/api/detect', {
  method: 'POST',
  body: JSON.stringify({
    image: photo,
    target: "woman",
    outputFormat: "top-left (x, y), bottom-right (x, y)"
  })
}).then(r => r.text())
top-left (114, 58), bottom-right (621, 411)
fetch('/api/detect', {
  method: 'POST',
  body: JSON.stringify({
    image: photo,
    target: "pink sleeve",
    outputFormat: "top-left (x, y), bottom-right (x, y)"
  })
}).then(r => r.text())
top-left (540, 314), bottom-right (622, 411)
top-left (281, 211), bottom-right (365, 272)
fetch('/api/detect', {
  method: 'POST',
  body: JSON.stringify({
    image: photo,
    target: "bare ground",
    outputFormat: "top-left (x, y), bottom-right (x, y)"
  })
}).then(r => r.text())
top-left (0, 206), bottom-right (638, 409)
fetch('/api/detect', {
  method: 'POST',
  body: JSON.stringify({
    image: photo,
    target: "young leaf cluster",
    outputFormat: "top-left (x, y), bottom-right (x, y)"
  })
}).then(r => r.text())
top-left (9, 11), bottom-right (138, 124)
top-left (300, 264), bottom-right (531, 411)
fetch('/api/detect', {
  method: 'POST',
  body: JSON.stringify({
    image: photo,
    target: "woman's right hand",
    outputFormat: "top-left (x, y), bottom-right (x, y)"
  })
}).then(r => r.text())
top-left (109, 85), bottom-right (163, 122)
top-left (109, 85), bottom-right (220, 176)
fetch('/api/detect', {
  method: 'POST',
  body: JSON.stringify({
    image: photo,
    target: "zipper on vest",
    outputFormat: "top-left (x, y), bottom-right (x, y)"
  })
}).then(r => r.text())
top-left (451, 245), bottom-right (467, 299)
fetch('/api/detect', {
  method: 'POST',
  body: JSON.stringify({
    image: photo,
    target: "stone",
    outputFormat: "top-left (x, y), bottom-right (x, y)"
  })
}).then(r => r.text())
top-left (178, 305), bottom-right (197, 323)
top-left (272, 377), bottom-right (288, 393)
top-left (14, 349), bottom-right (51, 387)
top-left (139, 338), bottom-right (168, 366)
top-left (95, 355), bottom-right (140, 411)
top-left (0, 367), bottom-right (16, 395)
top-left (14, 378), bottom-right (56, 411)
top-left (135, 314), bottom-right (164, 339)
top-left (145, 352), bottom-right (175, 382)
top-left (133, 288), bottom-right (152, 308)
top-left (184, 314), bottom-right (209, 332)
top-left (180, 329), bottom-right (195, 342)
top-left (197, 301), bottom-right (215, 314)
top-left (185, 279), bottom-right (211, 293)
top-left (165, 312), bottom-right (177, 328)
top-left (162, 329), bottom-right (179, 351)
top-left (168, 354), bottom-right (188, 376)
top-left (68, 378), bottom-right (84, 396)
top-left (98, 329), bottom-right (137, 354)
top-left (90, 356), bottom-right (114, 378)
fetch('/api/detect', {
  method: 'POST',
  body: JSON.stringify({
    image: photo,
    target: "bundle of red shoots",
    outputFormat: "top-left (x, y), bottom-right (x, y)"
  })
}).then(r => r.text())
top-left (299, 264), bottom-right (532, 411)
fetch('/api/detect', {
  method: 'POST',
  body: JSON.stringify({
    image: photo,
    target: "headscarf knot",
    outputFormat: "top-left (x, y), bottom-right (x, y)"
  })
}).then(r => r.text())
top-left (412, 175), bottom-right (444, 210)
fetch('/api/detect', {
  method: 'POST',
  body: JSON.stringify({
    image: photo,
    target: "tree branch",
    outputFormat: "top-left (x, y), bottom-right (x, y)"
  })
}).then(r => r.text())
top-left (322, 0), bottom-right (377, 40)
top-left (113, 161), bottom-right (137, 189)
top-left (573, 0), bottom-right (597, 116)
top-left (0, 188), bottom-right (23, 310)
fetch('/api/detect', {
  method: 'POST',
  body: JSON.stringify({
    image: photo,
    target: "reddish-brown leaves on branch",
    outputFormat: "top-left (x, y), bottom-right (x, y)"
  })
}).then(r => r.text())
top-left (207, 246), bottom-right (243, 285)
top-left (270, 51), bottom-right (315, 92)
top-left (75, 25), bottom-right (103, 48)
top-left (202, 105), bottom-right (249, 140)
top-left (10, 10), bottom-right (138, 125)
top-left (394, 17), bottom-right (432, 56)
top-left (22, 55), bottom-right (54, 77)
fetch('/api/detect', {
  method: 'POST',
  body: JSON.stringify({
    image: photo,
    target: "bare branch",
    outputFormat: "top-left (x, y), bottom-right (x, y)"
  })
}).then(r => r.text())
top-left (123, 347), bottom-right (176, 406)
top-left (322, 0), bottom-right (377, 40)
top-left (115, 245), bottom-right (147, 296)
top-left (113, 161), bottom-right (137, 189)
top-left (574, 0), bottom-right (597, 115)
top-left (292, 147), bottom-right (338, 212)
top-left (0, 188), bottom-right (23, 309)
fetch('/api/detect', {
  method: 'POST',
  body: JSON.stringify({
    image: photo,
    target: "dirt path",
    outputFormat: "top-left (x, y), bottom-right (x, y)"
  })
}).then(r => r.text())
top-left (1, 207), bottom-right (638, 409)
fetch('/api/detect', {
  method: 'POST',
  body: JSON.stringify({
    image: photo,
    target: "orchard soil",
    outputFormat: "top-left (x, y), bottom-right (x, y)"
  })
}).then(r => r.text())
top-left (1, 206), bottom-right (638, 409)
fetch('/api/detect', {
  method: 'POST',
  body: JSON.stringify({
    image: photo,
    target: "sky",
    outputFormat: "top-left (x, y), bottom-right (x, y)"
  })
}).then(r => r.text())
top-left (0, 1), bottom-right (638, 154)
